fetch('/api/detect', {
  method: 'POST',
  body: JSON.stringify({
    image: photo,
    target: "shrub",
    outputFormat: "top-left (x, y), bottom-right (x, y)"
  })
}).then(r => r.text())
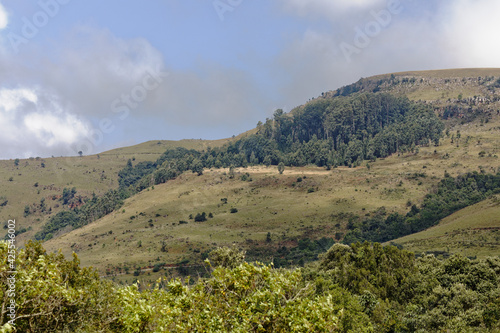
top-left (278, 162), bottom-right (285, 174)
top-left (194, 212), bottom-right (207, 222)
top-left (0, 241), bottom-right (123, 332)
top-left (208, 246), bottom-right (246, 269)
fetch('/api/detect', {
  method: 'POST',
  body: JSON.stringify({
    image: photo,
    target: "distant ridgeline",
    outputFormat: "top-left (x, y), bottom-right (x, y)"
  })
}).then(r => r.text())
top-left (35, 92), bottom-right (446, 241)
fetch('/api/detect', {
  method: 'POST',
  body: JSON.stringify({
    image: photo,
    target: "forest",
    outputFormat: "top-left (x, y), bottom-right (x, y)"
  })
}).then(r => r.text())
top-left (2, 241), bottom-right (500, 332)
top-left (119, 92), bottom-right (444, 187)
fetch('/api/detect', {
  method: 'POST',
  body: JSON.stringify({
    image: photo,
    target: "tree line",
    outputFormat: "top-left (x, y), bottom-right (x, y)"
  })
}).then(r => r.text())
top-left (344, 171), bottom-right (500, 244)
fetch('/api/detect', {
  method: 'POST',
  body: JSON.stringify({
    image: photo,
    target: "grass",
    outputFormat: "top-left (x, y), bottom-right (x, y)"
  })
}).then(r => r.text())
top-left (44, 163), bottom-right (427, 283)
top-left (361, 68), bottom-right (500, 102)
top-left (0, 135), bottom-right (249, 244)
top-left (388, 195), bottom-right (500, 258)
top-left (0, 154), bottom-right (130, 243)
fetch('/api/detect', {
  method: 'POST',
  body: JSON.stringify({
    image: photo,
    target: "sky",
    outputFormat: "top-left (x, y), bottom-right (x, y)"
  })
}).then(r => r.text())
top-left (0, 0), bottom-right (499, 159)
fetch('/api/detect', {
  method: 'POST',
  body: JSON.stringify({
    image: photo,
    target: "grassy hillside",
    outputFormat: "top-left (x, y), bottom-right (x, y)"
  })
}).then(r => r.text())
top-left (0, 136), bottom-right (246, 245)
top-left (43, 163), bottom-right (428, 283)
top-left (326, 67), bottom-right (500, 102)
top-left (101, 129), bottom-right (256, 158)
top-left (388, 195), bottom-right (500, 258)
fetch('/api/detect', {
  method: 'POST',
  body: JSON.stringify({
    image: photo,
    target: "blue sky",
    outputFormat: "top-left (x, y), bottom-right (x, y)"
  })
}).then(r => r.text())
top-left (0, 0), bottom-right (499, 159)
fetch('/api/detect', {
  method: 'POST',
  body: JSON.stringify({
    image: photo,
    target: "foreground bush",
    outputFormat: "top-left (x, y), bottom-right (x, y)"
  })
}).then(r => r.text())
top-left (0, 241), bottom-right (123, 332)
top-left (1, 241), bottom-right (500, 332)
top-left (1, 242), bottom-right (370, 332)
top-left (117, 262), bottom-right (372, 332)
top-left (314, 242), bottom-right (500, 332)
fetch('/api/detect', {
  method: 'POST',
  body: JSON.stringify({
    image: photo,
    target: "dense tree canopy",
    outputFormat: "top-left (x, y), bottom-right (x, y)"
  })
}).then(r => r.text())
top-left (2, 241), bottom-right (500, 332)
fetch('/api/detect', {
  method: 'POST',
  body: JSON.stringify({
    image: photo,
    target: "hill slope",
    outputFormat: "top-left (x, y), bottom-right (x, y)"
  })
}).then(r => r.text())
top-left (7, 68), bottom-right (500, 283)
top-left (45, 115), bottom-right (500, 283)
top-left (388, 195), bottom-right (500, 258)
top-left (0, 136), bottom-right (246, 245)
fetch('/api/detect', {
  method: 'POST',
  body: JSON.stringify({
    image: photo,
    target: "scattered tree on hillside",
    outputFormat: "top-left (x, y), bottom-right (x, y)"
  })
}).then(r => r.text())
top-left (278, 162), bottom-right (285, 174)
top-left (191, 159), bottom-right (203, 176)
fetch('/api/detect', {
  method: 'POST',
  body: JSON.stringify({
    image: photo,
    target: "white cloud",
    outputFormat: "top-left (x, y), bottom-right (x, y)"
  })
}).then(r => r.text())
top-left (24, 112), bottom-right (89, 147)
top-left (442, 0), bottom-right (500, 68)
top-left (0, 2), bottom-right (8, 30)
top-left (0, 87), bottom-right (91, 159)
top-left (0, 88), bottom-right (37, 112)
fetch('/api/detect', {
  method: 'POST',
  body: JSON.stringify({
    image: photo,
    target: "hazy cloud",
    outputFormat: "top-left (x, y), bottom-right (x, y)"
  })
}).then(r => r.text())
top-left (0, 24), bottom-right (269, 157)
top-left (0, 2), bottom-right (7, 30)
top-left (442, 0), bottom-right (500, 67)
top-left (272, 0), bottom-right (500, 110)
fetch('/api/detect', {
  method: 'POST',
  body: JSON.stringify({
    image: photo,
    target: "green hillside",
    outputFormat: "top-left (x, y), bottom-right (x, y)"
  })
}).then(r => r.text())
top-left (0, 137), bottom-right (243, 246)
top-left (43, 163), bottom-right (429, 278)
top-left (389, 195), bottom-right (500, 258)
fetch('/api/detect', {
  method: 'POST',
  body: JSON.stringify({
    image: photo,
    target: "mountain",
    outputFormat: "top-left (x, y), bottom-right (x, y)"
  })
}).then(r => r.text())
top-left (3, 68), bottom-right (500, 284)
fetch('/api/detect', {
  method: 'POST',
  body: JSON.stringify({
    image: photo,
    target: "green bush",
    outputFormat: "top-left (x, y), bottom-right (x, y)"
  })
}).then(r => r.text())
top-left (3, 242), bottom-right (500, 332)
top-left (194, 212), bottom-right (207, 222)
top-left (0, 241), bottom-right (123, 332)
